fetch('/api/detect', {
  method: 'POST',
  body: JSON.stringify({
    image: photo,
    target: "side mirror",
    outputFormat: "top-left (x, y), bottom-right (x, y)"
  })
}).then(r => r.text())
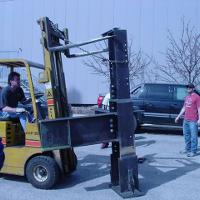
top-left (38, 71), bottom-right (49, 83)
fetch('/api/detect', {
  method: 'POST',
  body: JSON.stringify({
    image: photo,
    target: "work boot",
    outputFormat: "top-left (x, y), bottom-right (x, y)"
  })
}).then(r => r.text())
top-left (101, 142), bottom-right (109, 149)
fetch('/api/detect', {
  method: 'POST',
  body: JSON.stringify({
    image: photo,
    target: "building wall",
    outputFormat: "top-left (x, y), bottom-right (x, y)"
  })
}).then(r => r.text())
top-left (0, 0), bottom-right (199, 104)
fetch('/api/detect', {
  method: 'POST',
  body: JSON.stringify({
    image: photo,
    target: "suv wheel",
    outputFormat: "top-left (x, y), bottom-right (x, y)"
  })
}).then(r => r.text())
top-left (133, 114), bottom-right (137, 132)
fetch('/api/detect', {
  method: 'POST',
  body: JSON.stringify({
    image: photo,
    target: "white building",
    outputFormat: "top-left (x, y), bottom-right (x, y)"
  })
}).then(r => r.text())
top-left (0, 0), bottom-right (199, 104)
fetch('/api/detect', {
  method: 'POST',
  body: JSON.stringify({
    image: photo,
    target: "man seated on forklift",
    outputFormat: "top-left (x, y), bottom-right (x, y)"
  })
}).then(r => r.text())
top-left (0, 71), bottom-right (33, 131)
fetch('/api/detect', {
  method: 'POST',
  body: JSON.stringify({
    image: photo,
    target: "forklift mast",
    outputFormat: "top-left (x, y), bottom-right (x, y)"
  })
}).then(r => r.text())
top-left (38, 17), bottom-right (141, 198)
top-left (38, 18), bottom-right (70, 119)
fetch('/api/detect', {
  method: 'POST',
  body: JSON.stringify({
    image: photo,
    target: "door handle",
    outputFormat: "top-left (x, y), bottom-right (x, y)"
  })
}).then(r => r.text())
top-left (145, 102), bottom-right (153, 106)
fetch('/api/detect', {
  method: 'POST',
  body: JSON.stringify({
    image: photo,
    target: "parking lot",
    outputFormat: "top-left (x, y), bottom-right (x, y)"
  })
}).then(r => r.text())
top-left (1, 131), bottom-right (200, 200)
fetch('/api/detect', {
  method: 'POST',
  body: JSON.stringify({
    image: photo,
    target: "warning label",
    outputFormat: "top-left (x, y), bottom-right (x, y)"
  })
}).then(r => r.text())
top-left (46, 89), bottom-right (53, 99)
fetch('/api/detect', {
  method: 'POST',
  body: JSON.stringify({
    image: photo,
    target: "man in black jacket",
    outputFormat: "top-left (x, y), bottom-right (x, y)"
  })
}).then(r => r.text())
top-left (0, 72), bottom-right (30, 130)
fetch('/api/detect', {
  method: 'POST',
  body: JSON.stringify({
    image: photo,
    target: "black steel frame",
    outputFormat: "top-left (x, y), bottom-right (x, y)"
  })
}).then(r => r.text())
top-left (39, 17), bottom-right (141, 198)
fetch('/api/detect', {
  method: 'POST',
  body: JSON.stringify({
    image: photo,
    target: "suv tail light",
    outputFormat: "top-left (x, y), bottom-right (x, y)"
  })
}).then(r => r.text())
top-left (97, 95), bottom-right (104, 108)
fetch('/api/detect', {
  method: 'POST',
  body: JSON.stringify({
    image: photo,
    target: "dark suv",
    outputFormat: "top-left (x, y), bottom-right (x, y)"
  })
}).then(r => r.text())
top-left (131, 83), bottom-right (188, 130)
top-left (97, 83), bottom-right (189, 130)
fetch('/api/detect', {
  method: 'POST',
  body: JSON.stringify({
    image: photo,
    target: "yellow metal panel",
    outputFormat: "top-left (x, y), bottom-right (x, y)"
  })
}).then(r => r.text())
top-left (48, 106), bottom-right (56, 119)
top-left (43, 49), bottom-right (57, 119)
top-left (25, 123), bottom-right (40, 141)
top-left (0, 121), bottom-right (9, 137)
top-left (46, 89), bottom-right (53, 99)
top-left (0, 146), bottom-right (42, 176)
top-left (0, 59), bottom-right (44, 69)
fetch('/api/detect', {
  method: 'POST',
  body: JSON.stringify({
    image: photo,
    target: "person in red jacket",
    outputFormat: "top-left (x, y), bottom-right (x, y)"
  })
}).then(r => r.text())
top-left (101, 93), bottom-right (110, 149)
top-left (175, 83), bottom-right (200, 157)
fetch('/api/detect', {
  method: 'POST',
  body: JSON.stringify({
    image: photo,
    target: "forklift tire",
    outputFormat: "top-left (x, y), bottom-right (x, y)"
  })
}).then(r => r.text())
top-left (26, 156), bottom-right (60, 189)
top-left (68, 150), bottom-right (78, 173)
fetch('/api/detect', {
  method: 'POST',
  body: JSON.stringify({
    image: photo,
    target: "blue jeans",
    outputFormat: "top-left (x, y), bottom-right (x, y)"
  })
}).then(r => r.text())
top-left (0, 111), bottom-right (28, 131)
top-left (183, 120), bottom-right (198, 153)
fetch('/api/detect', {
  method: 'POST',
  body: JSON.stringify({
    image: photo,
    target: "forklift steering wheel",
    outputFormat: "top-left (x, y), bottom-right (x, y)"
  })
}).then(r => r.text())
top-left (23, 93), bottom-right (44, 105)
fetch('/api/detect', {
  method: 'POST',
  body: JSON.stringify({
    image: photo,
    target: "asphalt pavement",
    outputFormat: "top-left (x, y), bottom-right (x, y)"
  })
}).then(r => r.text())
top-left (0, 132), bottom-right (200, 200)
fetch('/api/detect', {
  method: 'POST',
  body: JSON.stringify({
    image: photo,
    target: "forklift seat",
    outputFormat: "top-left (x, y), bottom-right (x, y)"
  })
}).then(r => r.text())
top-left (0, 86), bottom-right (23, 146)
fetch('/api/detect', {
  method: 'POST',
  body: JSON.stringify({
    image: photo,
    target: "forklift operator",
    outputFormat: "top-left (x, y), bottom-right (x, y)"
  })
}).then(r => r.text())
top-left (0, 71), bottom-right (32, 131)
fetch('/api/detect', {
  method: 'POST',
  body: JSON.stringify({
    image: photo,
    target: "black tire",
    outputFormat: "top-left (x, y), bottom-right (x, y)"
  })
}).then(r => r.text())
top-left (133, 114), bottom-right (137, 132)
top-left (0, 153), bottom-right (5, 170)
top-left (68, 150), bottom-right (77, 173)
top-left (26, 156), bottom-right (60, 189)
top-left (61, 148), bottom-right (77, 174)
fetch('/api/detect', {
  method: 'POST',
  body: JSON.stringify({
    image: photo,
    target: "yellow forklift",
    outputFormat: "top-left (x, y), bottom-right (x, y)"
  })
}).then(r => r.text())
top-left (0, 17), bottom-right (140, 197)
top-left (0, 59), bottom-right (77, 189)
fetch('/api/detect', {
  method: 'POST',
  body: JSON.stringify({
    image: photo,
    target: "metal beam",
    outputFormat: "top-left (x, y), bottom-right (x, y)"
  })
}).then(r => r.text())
top-left (48, 35), bottom-right (114, 52)
top-left (69, 49), bottom-right (108, 58)
top-left (40, 113), bottom-right (117, 150)
top-left (106, 28), bottom-right (141, 198)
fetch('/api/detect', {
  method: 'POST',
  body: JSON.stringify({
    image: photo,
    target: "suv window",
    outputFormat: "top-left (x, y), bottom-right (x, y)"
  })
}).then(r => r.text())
top-left (174, 86), bottom-right (187, 100)
top-left (146, 84), bottom-right (171, 100)
top-left (131, 85), bottom-right (146, 98)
